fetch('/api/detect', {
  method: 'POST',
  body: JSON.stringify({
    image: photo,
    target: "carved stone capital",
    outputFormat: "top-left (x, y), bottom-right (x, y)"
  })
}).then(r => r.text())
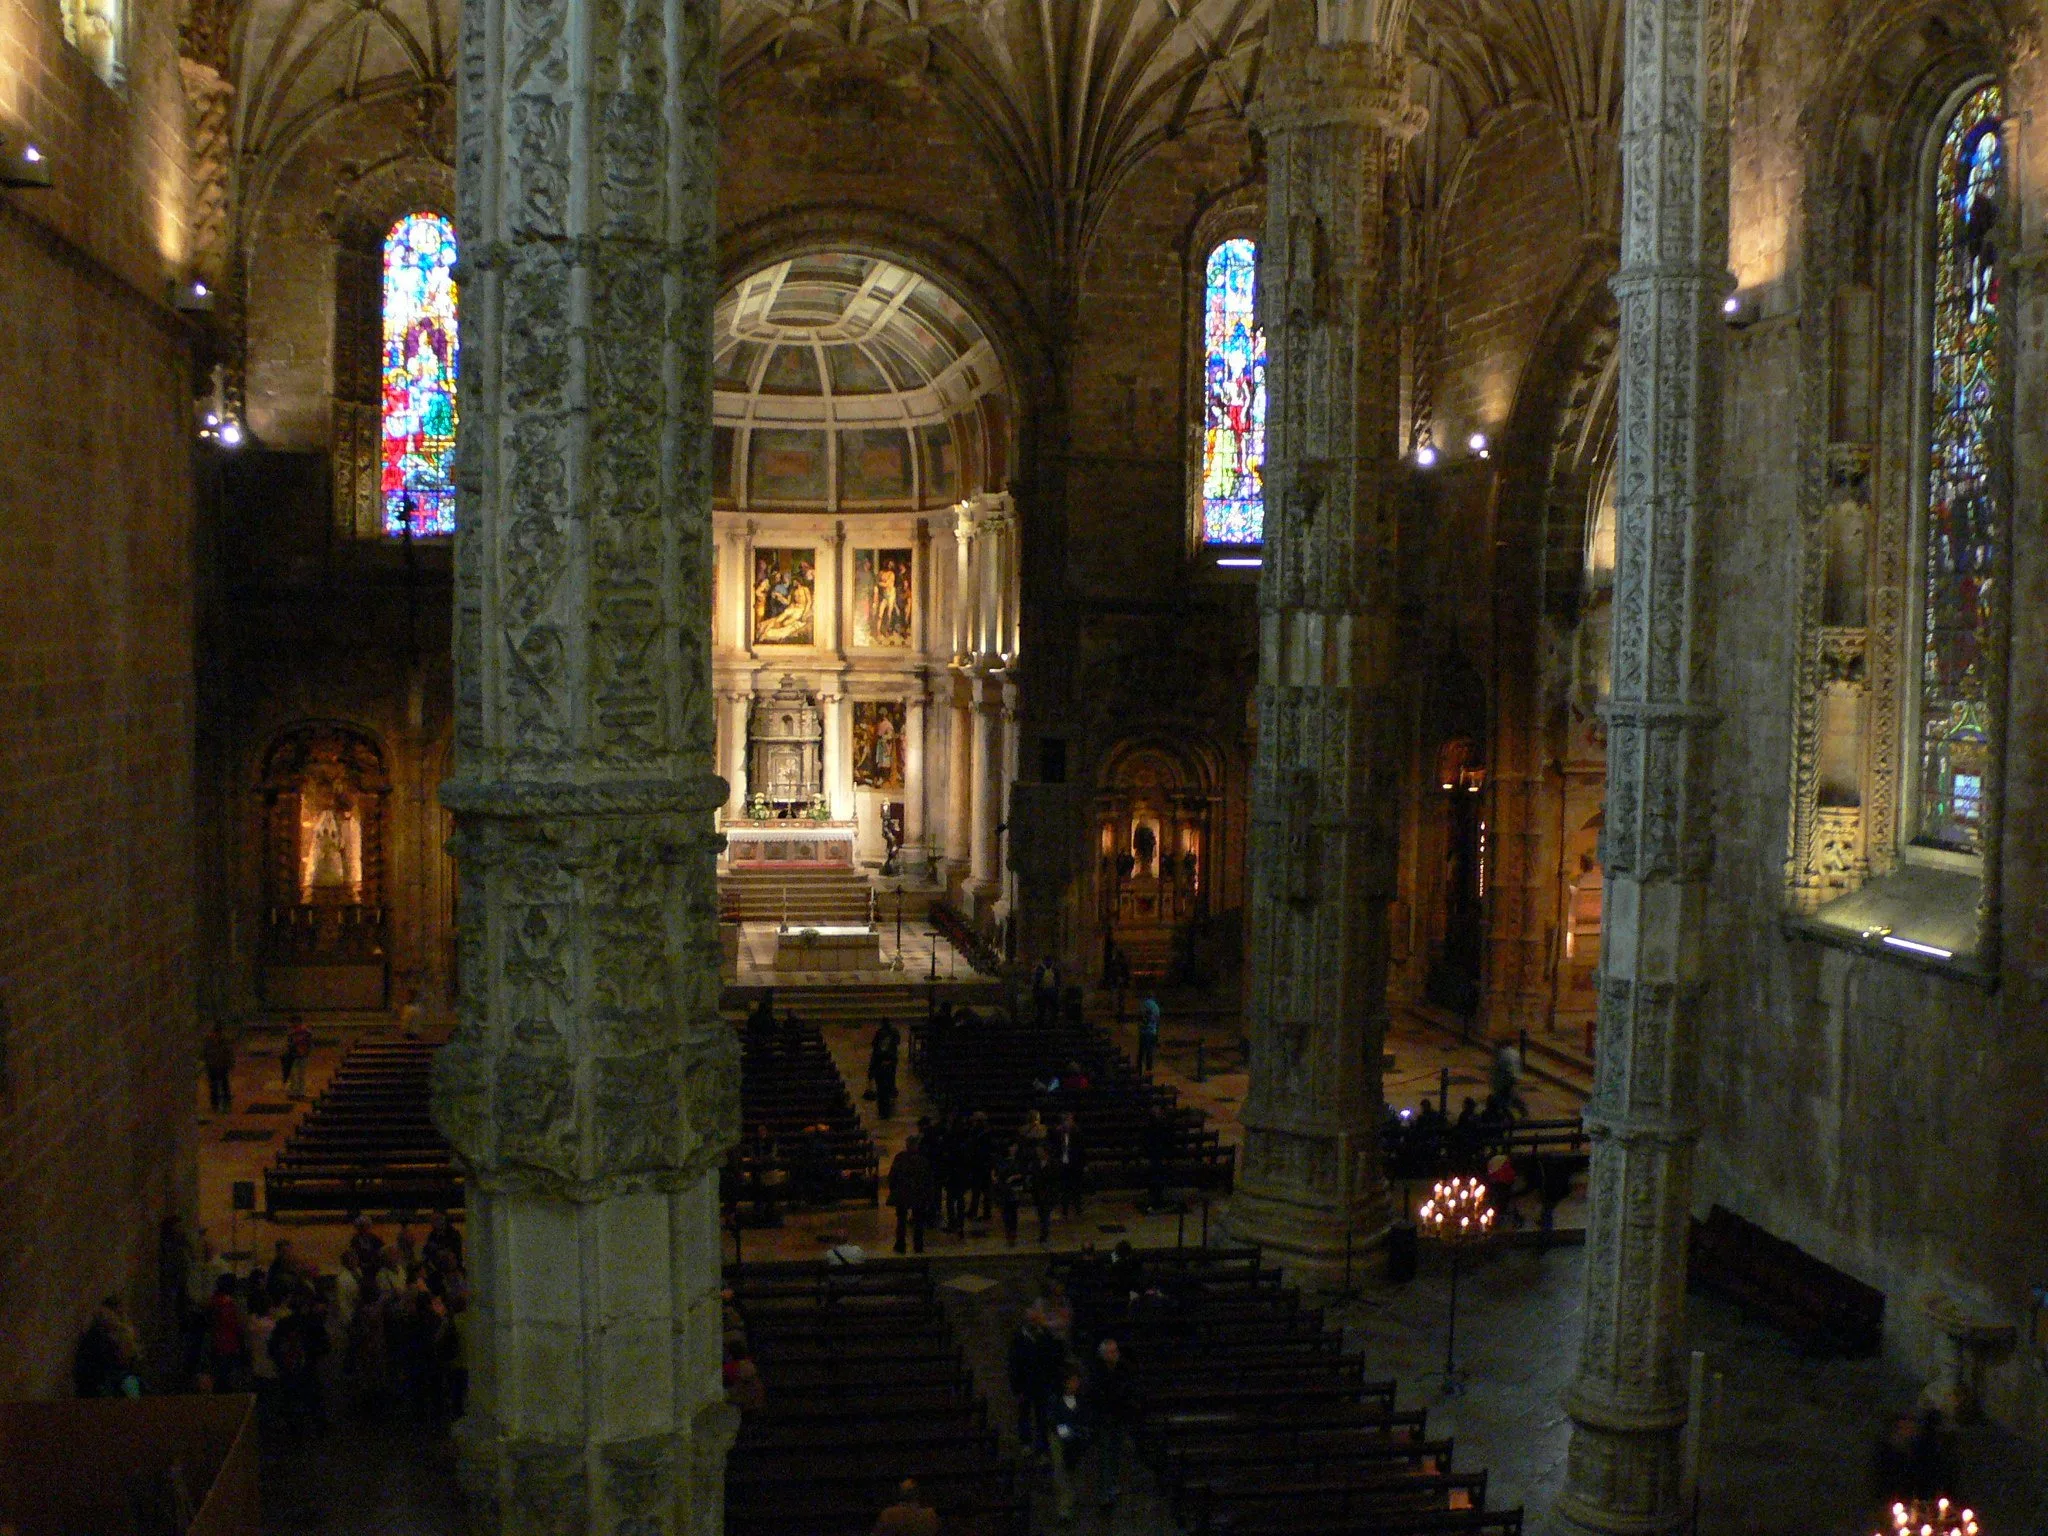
top-left (1253, 43), bottom-right (1427, 140)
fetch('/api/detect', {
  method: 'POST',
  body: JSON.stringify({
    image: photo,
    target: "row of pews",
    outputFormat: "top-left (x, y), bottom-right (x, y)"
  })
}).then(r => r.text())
top-left (263, 1035), bottom-right (462, 1214)
top-left (726, 1011), bottom-right (881, 1212)
top-left (915, 1009), bottom-right (1235, 1193)
top-left (725, 1258), bottom-right (1025, 1536)
top-left (1056, 1245), bottom-right (1523, 1536)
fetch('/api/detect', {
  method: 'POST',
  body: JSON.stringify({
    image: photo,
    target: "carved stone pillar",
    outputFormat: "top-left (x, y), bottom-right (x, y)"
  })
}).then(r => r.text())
top-left (431, 0), bottom-right (739, 1526)
top-left (1553, 0), bottom-right (1727, 1527)
top-left (1224, 1), bottom-right (1423, 1282)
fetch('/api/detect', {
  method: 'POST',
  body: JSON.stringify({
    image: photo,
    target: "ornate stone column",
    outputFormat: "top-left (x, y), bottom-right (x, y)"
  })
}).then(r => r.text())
top-left (1553, 0), bottom-right (1728, 1527)
top-left (431, 0), bottom-right (740, 1525)
top-left (1225, 0), bottom-right (1423, 1281)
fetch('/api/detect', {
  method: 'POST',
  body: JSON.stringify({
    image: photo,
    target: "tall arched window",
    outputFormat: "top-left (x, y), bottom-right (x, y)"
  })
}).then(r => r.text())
top-left (1914, 83), bottom-right (2004, 856)
top-left (1200, 238), bottom-right (1266, 546)
top-left (381, 213), bottom-right (460, 537)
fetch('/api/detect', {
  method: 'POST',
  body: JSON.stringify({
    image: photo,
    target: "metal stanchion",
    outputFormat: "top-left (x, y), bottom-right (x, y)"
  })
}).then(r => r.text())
top-left (1438, 1065), bottom-right (1450, 1119)
top-left (1194, 1038), bottom-right (1206, 1082)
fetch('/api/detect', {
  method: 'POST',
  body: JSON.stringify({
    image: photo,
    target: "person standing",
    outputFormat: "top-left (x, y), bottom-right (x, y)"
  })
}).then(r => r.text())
top-left (1136, 996), bottom-right (1161, 1076)
top-left (202, 1023), bottom-right (235, 1114)
top-left (285, 1017), bottom-right (314, 1100)
top-left (888, 1135), bottom-right (935, 1254)
top-left (1028, 1142), bottom-right (1058, 1245)
top-left (992, 1141), bottom-right (1023, 1246)
top-left (1053, 1113), bottom-right (1087, 1221)
top-left (868, 1019), bottom-right (900, 1120)
top-left (1033, 958), bottom-right (1059, 1030)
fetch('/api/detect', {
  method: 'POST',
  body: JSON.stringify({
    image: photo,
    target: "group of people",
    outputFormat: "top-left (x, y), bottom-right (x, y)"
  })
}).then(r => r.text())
top-left (1005, 1266), bottom-right (1139, 1525)
top-left (886, 1108), bottom-right (1089, 1253)
top-left (126, 1211), bottom-right (470, 1429)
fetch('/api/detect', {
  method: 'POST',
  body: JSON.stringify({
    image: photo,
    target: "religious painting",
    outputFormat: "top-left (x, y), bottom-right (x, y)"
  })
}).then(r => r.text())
top-left (750, 430), bottom-right (829, 502)
top-left (1918, 82), bottom-right (2004, 855)
top-left (852, 548), bottom-right (914, 647)
top-left (1200, 238), bottom-right (1266, 546)
top-left (852, 700), bottom-right (906, 792)
top-left (919, 423), bottom-right (959, 500)
top-left (381, 212), bottom-right (459, 537)
top-left (840, 428), bottom-right (915, 502)
top-left (753, 548), bottom-right (817, 646)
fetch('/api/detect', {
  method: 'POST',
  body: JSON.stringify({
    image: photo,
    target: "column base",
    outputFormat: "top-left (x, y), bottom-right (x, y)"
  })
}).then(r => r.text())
top-left (1550, 1379), bottom-right (1689, 1536)
top-left (1223, 1184), bottom-right (1392, 1289)
top-left (455, 1403), bottom-right (739, 1536)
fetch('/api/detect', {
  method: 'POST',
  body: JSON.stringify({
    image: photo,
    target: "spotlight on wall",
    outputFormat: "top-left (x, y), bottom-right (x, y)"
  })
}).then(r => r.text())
top-left (0, 133), bottom-right (52, 189)
top-left (172, 278), bottom-right (215, 313)
top-left (1414, 442), bottom-right (1439, 469)
top-left (218, 422), bottom-right (244, 448)
top-left (1721, 292), bottom-right (1755, 329)
top-left (1468, 432), bottom-right (1491, 460)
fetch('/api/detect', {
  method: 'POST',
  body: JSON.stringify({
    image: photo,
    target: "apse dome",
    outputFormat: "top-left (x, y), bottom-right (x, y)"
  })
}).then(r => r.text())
top-left (712, 253), bottom-right (1009, 511)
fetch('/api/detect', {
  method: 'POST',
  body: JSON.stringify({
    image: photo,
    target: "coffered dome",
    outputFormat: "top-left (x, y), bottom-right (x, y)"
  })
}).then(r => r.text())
top-left (712, 253), bottom-right (1008, 511)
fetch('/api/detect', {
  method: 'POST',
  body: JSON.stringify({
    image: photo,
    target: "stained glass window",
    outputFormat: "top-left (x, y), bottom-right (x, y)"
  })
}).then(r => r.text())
top-left (1917, 83), bottom-right (2003, 854)
top-left (1201, 239), bottom-right (1266, 545)
top-left (381, 212), bottom-right (459, 537)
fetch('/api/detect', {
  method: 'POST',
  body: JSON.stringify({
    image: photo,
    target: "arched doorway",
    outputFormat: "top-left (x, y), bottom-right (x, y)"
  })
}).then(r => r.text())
top-left (258, 722), bottom-right (391, 1010)
top-left (1093, 737), bottom-right (1223, 985)
top-left (708, 251), bottom-right (1021, 926)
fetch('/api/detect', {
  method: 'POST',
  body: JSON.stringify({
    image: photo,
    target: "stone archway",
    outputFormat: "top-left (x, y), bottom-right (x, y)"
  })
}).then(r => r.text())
top-left (1092, 735), bottom-right (1224, 985)
top-left (256, 721), bottom-right (391, 1010)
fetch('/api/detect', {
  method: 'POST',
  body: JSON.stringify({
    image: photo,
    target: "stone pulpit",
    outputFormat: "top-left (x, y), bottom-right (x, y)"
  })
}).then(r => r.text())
top-left (749, 677), bottom-right (824, 814)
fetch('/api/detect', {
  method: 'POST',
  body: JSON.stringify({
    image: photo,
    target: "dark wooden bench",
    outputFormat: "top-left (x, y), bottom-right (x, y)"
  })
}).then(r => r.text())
top-left (1688, 1204), bottom-right (1883, 1355)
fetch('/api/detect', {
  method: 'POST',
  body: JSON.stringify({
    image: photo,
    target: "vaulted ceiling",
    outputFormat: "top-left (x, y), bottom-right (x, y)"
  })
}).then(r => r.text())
top-left (223, 0), bottom-right (1629, 251)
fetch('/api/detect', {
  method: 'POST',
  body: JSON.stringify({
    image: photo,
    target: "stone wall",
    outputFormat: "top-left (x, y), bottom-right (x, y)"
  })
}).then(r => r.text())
top-left (1693, 0), bottom-right (2048, 1445)
top-left (0, 0), bottom-right (197, 1398)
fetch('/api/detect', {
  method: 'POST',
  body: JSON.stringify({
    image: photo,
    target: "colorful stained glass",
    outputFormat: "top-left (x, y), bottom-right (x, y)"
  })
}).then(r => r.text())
top-left (1918, 84), bottom-right (2003, 853)
top-left (1201, 238), bottom-right (1265, 545)
top-left (382, 212), bottom-right (459, 537)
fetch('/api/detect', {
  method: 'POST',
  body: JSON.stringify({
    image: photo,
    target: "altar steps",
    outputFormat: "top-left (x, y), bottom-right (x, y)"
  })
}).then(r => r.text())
top-left (723, 867), bottom-right (875, 925)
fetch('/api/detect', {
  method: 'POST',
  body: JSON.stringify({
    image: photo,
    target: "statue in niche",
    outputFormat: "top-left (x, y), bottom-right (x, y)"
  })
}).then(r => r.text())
top-left (1131, 822), bottom-right (1157, 877)
top-left (299, 763), bottom-right (364, 903)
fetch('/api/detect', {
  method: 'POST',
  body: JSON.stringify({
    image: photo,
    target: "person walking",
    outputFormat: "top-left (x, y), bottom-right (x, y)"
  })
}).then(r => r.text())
top-left (1047, 1366), bottom-right (1093, 1522)
top-left (888, 1135), bottom-right (935, 1254)
top-left (1089, 1336), bottom-right (1132, 1509)
top-left (202, 1023), bottom-right (235, 1114)
top-left (1006, 1313), bottom-right (1054, 1453)
top-left (1028, 1142), bottom-right (1058, 1244)
top-left (1136, 996), bottom-right (1161, 1076)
